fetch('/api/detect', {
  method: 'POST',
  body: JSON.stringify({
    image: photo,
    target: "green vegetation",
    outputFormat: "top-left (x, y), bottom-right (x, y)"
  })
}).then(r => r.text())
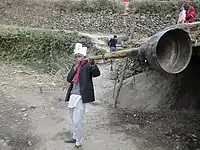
top-left (55, 0), bottom-right (125, 13)
top-left (130, 0), bottom-right (200, 16)
top-left (0, 26), bottom-right (97, 74)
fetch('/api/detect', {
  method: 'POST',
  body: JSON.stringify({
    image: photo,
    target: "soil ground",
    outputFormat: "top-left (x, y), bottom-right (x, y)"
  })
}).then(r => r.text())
top-left (0, 48), bottom-right (200, 150)
top-left (1, 60), bottom-right (199, 150)
top-left (0, 63), bottom-right (141, 150)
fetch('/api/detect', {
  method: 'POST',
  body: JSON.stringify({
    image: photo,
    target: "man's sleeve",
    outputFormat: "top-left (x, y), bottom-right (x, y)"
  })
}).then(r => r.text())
top-left (67, 66), bottom-right (76, 83)
top-left (90, 64), bottom-right (101, 78)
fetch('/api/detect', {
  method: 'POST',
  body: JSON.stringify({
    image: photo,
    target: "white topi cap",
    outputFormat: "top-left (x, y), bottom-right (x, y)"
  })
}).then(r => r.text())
top-left (74, 43), bottom-right (87, 56)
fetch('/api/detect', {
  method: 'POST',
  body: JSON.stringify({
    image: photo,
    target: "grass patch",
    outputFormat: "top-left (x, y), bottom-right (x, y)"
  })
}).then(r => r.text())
top-left (0, 25), bottom-right (98, 74)
top-left (130, 0), bottom-right (200, 18)
top-left (54, 0), bottom-right (125, 13)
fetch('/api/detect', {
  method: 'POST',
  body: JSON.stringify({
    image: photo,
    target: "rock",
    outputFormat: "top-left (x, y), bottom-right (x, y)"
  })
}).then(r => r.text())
top-left (0, 139), bottom-right (4, 143)
top-left (123, 124), bottom-right (140, 131)
top-left (28, 105), bottom-right (36, 109)
top-left (21, 108), bottom-right (27, 112)
top-left (28, 140), bottom-right (32, 146)
top-left (2, 142), bottom-right (7, 146)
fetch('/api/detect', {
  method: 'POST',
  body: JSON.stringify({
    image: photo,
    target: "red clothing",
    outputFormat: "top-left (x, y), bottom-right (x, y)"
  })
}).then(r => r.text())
top-left (186, 7), bottom-right (196, 23)
top-left (72, 60), bottom-right (87, 84)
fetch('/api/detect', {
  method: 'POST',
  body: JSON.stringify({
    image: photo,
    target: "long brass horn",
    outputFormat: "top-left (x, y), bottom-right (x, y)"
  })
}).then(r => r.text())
top-left (140, 28), bottom-right (192, 74)
top-left (89, 28), bottom-right (193, 74)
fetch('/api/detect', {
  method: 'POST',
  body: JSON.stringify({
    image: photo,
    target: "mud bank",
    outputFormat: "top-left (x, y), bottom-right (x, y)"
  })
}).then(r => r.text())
top-left (104, 53), bottom-right (200, 111)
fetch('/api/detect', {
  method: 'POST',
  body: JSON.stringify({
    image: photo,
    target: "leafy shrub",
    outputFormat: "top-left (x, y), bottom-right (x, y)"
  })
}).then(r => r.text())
top-left (56, 0), bottom-right (125, 13)
top-left (130, 0), bottom-right (200, 16)
top-left (130, 1), bottom-right (177, 14)
top-left (0, 27), bottom-right (97, 73)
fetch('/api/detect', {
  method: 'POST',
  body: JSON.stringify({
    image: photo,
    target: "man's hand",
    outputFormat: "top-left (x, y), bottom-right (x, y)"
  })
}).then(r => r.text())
top-left (74, 64), bottom-right (79, 70)
top-left (88, 59), bottom-right (95, 66)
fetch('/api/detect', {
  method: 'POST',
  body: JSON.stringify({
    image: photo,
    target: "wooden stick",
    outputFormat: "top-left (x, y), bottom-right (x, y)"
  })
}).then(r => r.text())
top-left (114, 58), bottom-right (129, 108)
top-left (88, 48), bottom-right (139, 61)
top-left (113, 72), bottom-right (118, 99)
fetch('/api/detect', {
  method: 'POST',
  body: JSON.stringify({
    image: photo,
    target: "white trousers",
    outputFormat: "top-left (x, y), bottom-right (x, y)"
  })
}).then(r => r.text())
top-left (68, 94), bottom-right (86, 146)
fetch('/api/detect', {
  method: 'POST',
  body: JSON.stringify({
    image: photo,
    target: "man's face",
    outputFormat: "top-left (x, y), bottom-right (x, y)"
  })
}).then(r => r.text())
top-left (180, 6), bottom-right (184, 11)
top-left (74, 54), bottom-right (84, 63)
top-left (184, 3), bottom-right (190, 11)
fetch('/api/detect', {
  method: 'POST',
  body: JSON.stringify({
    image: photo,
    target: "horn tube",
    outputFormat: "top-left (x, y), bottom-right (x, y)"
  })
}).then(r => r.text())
top-left (143, 29), bottom-right (192, 74)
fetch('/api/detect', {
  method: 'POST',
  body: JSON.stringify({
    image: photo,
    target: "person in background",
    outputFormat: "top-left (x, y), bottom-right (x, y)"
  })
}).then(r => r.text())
top-left (108, 35), bottom-right (118, 53)
top-left (108, 35), bottom-right (118, 71)
top-left (122, 0), bottom-right (129, 2)
top-left (178, 5), bottom-right (186, 24)
top-left (185, 3), bottom-right (196, 23)
top-left (65, 43), bottom-right (100, 150)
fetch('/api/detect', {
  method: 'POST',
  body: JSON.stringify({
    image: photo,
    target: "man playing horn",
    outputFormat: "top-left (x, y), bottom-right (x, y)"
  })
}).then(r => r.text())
top-left (65, 43), bottom-right (101, 150)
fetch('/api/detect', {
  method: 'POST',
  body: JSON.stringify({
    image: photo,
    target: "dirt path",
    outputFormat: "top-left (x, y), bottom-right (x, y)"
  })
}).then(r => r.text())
top-left (78, 32), bottom-right (115, 52)
top-left (72, 31), bottom-right (125, 53)
top-left (0, 63), bottom-right (139, 150)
